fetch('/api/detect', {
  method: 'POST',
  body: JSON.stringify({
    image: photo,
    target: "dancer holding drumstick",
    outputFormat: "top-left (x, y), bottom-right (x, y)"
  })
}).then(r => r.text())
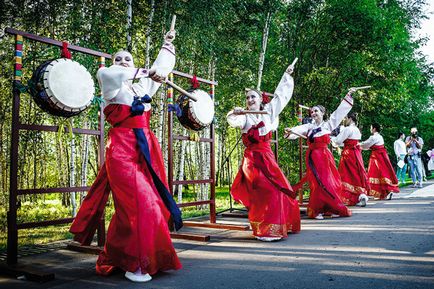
top-left (284, 88), bottom-right (359, 219)
top-left (226, 59), bottom-right (301, 241)
top-left (70, 16), bottom-right (181, 282)
top-left (331, 112), bottom-right (370, 207)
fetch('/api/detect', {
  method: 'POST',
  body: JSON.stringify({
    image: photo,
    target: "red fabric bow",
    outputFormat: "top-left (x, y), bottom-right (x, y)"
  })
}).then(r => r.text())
top-left (191, 75), bottom-right (200, 89)
top-left (247, 121), bottom-right (265, 143)
top-left (262, 92), bottom-right (270, 104)
top-left (61, 41), bottom-right (72, 59)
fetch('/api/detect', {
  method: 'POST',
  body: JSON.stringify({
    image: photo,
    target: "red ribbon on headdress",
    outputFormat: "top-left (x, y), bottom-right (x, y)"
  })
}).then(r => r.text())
top-left (262, 91), bottom-right (270, 104)
top-left (61, 41), bottom-right (72, 59)
top-left (191, 75), bottom-right (200, 89)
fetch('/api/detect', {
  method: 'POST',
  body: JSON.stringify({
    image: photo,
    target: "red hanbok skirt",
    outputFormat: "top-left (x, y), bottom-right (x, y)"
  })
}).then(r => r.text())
top-left (70, 105), bottom-right (181, 276)
top-left (367, 145), bottom-right (399, 199)
top-left (338, 139), bottom-right (370, 205)
top-left (231, 134), bottom-right (301, 238)
top-left (306, 135), bottom-right (351, 218)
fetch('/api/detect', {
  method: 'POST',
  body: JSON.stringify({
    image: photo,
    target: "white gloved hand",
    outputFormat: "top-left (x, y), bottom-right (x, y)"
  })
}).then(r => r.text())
top-left (346, 87), bottom-right (357, 98)
top-left (164, 30), bottom-right (176, 43)
top-left (149, 68), bottom-right (167, 83)
top-left (233, 107), bottom-right (244, 115)
top-left (285, 58), bottom-right (298, 75)
top-left (284, 127), bottom-right (292, 139)
top-left (285, 64), bottom-right (295, 75)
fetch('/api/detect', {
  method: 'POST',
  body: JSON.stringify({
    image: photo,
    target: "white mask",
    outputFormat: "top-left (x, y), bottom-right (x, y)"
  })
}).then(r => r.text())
top-left (113, 51), bottom-right (134, 68)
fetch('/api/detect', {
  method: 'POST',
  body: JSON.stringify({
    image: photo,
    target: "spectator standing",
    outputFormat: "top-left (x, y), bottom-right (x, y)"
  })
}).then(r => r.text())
top-left (405, 127), bottom-right (424, 188)
top-left (393, 132), bottom-right (407, 185)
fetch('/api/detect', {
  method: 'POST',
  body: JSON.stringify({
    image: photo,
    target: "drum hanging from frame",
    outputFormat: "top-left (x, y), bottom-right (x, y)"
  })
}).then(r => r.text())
top-left (30, 58), bottom-right (95, 117)
top-left (176, 89), bottom-right (214, 131)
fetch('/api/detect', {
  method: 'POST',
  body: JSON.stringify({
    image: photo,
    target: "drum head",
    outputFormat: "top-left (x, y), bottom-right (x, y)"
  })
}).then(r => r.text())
top-left (189, 90), bottom-right (214, 126)
top-left (43, 59), bottom-right (94, 111)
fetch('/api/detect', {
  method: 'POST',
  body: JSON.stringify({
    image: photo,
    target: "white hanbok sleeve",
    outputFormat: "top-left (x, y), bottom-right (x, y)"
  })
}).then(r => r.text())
top-left (287, 124), bottom-right (310, 140)
top-left (227, 110), bottom-right (247, 129)
top-left (326, 93), bottom-right (354, 131)
top-left (266, 73), bottom-right (294, 123)
top-left (332, 126), bottom-right (351, 147)
top-left (132, 41), bottom-right (176, 98)
top-left (97, 66), bottom-right (149, 101)
top-left (360, 135), bottom-right (376, 150)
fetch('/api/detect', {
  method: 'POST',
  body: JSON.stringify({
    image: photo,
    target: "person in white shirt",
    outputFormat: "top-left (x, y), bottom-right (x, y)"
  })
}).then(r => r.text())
top-left (331, 112), bottom-right (370, 207)
top-left (393, 132), bottom-right (407, 185)
top-left (360, 123), bottom-right (399, 200)
top-left (405, 127), bottom-right (424, 188)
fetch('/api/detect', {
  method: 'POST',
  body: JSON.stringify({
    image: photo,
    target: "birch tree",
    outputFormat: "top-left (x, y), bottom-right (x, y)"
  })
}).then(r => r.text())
top-left (256, 10), bottom-right (272, 90)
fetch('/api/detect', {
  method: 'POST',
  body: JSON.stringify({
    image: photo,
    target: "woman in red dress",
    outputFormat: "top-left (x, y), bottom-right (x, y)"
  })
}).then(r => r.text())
top-left (285, 90), bottom-right (355, 220)
top-left (226, 62), bottom-right (300, 241)
top-left (70, 31), bottom-right (182, 283)
top-left (331, 113), bottom-right (370, 206)
top-left (360, 123), bottom-right (399, 200)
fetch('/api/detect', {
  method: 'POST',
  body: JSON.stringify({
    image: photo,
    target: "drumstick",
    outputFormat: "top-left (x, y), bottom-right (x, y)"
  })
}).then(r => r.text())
top-left (291, 57), bottom-right (298, 67)
top-left (170, 15), bottom-right (176, 31)
top-left (234, 110), bottom-right (269, 115)
top-left (284, 130), bottom-right (307, 140)
top-left (351, 86), bottom-right (371, 91)
top-left (298, 104), bottom-right (310, 110)
top-left (165, 79), bottom-right (198, 102)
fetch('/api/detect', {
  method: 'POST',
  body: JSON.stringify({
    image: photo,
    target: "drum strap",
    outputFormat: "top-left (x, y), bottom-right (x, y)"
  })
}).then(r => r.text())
top-left (61, 42), bottom-right (72, 59)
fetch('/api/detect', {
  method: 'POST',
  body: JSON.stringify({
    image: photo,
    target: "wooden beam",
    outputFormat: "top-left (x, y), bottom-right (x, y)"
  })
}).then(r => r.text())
top-left (183, 221), bottom-right (249, 231)
top-left (0, 262), bottom-right (55, 282)
top-left (170, 233), bottom-right (210, 242)
top-left (66, 243), bottom-right (102, 255)
top-left (5, 28), bottom-right (111, 58)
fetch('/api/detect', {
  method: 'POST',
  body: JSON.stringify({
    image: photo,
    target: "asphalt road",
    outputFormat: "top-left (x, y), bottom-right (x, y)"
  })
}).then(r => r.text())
top-left (1, 181), bottom-right (433, 289)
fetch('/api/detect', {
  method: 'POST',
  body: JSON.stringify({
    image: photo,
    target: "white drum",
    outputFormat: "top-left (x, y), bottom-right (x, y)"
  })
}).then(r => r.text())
top-left (30, 58), bottom-right (95, 117)
top-left (177, 89), bottom-right (214, 131)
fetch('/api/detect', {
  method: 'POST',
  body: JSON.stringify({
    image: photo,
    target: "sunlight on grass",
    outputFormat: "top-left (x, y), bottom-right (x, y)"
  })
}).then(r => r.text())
top-left (0, 186), bottom-right (243, 251)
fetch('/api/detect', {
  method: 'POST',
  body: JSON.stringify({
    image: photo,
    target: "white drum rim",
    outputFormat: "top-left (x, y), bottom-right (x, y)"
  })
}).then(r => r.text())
top-left (43, 58), bottom-right (94, 112)
top-left (188, 90), bottom-right (214, 126)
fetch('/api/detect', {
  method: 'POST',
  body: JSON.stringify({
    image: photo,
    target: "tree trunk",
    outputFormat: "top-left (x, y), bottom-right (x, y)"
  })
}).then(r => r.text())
top-left (145, 0), bottom-right (155, 69)
top-left (256, 11), bottom-right (272, 90)
top-left (70, 120), bottom-right (77, 217)
top-left (126, 0), bottom-right (133, 51)
top-left (80, 121), bottom-right (90, 203)
top-left (176, 128), bottom-right (187, 204)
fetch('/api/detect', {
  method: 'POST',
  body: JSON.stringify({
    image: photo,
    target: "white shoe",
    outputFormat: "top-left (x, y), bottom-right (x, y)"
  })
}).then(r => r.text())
top-left (314, 214), bottom-right (324, 220)
top-left (357, 194), bottom-right (368, 207)
top-left (125, 270), bottom-right (152, 283)
top-left (386, 192), bottom-right (393, 200)
top-left (255, 236), bottom-right (282, 242)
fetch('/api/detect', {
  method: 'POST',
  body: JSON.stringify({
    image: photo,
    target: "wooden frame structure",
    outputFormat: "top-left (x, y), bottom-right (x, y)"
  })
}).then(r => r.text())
top-left (297, 104), bottom-right (310, 204)
top-left (167, 72), bottom-right (249, 241)
top-left (2, 28), bottom-right (110, 281)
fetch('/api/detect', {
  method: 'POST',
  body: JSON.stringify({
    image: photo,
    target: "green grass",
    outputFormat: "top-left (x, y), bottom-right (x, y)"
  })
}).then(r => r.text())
top-left (0, 186), bottom-right (242, 251)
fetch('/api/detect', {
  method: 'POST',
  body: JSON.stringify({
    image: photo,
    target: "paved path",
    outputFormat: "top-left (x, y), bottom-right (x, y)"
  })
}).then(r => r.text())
top-left (1, 180), bottom-right (434, 289)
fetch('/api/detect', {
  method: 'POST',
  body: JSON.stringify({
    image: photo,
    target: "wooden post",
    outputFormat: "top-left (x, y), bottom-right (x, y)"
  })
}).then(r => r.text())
top-left (210, 84), bottom-right (216, 223)
top-left (97, 56), bottom-right (106, 247)
top-left (167, 73), bottom-right (174, 196)
top-left (7, 34), bottom-right (24, 265)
